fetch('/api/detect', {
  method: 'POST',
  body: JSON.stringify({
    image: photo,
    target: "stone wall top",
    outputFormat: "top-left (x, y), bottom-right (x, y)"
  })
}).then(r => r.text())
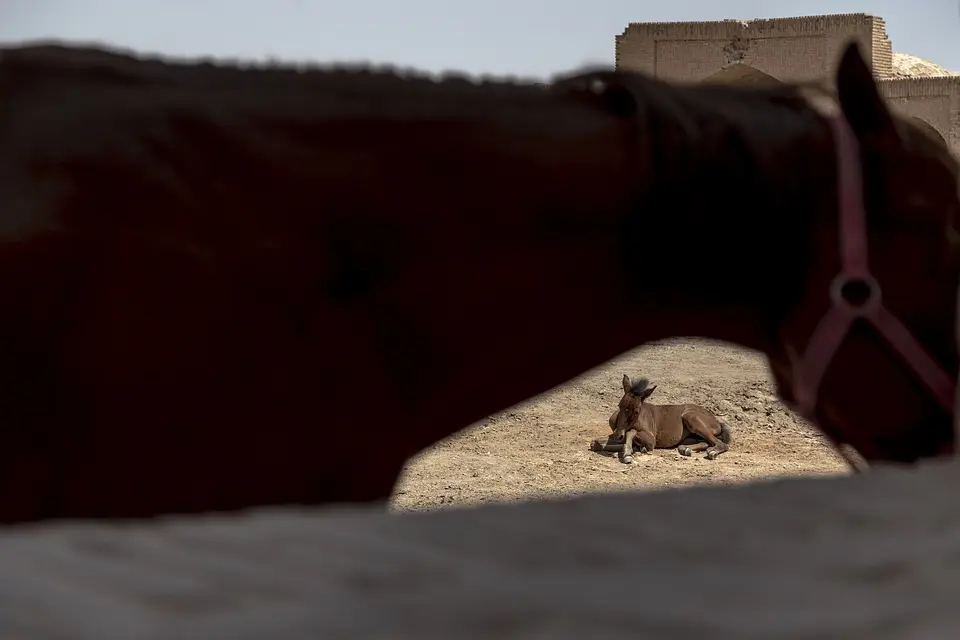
top-left (878, 75), bottom-right (960, 98)
top-left (617, 13), bottom-right (876, 41)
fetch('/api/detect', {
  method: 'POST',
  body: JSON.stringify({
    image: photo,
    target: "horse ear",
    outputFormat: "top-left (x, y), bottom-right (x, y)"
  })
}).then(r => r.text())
top-left (622, 374), bottom-right (632, 394)
top-left (640, 385), bottom-right (657, 400)
top-left (835, 41), bottom-right (896, 140)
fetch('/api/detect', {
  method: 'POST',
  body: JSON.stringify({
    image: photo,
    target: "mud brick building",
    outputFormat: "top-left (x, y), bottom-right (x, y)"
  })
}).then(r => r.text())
top-left (615, 13), bottom-right (959, 155)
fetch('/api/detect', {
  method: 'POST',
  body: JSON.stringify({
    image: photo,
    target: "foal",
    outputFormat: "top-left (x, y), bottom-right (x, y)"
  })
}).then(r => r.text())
top-left (592, 375), bottom-right (732, 463)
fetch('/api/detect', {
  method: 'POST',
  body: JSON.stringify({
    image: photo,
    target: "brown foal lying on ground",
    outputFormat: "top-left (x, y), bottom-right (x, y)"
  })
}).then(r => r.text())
top-left (591, 375), bottom-right (733, 463)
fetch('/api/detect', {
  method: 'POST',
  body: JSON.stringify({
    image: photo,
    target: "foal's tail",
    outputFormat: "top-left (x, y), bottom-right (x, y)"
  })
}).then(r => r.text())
top-left (718, 422), bottom-right (733, 445)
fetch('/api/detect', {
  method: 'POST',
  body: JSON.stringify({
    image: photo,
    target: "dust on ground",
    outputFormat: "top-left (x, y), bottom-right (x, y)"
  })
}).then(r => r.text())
top-left (391, 338), bottom-right (849, 511)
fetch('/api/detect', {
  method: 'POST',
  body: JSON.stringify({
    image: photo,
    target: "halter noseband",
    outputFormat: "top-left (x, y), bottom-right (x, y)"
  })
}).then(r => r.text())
top-left (787, 113), bottom-right (955, 451)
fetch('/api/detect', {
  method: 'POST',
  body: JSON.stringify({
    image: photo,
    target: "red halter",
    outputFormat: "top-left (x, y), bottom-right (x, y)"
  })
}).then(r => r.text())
top-left (788, 113), bottom-right (955, 439)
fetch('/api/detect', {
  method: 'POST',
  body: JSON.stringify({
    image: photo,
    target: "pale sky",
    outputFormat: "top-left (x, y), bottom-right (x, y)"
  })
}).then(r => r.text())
top-left (2, 1), bottom-right (958, 79)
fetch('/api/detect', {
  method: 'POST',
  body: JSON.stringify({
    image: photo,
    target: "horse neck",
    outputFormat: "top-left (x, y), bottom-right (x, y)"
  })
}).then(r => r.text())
top-left (617, 83), bottom-right (838, 352)
top-left (328, 76), bottom-right (842, 442)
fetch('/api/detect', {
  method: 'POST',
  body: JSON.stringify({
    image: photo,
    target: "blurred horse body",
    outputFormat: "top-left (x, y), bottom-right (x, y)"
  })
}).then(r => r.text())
top-left (0, 42), bottom-right (956, 523)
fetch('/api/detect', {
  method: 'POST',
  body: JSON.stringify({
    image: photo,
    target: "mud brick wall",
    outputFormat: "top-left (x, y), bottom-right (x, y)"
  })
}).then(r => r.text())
top-left (614, 13), bottom-right (959, 155)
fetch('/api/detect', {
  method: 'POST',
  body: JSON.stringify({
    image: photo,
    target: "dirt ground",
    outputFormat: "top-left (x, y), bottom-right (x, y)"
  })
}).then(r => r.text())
top-left (391, 338), bottom-right (850, 511)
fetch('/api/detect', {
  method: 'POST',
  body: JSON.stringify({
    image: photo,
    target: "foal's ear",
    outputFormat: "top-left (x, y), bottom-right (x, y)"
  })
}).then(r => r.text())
top-left (639, 385), bottom-right (657, 400)
top-left (622, 374), bottom-right (632, 394)
top-left (835, 41), bottom-right (896, 141)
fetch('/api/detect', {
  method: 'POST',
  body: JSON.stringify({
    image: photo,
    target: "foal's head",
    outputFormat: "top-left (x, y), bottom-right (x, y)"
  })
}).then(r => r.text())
top-left (614, 374), bottom-right (657, 437)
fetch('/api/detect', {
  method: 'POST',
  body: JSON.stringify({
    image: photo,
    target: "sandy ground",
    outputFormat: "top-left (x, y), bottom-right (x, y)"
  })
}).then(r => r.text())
top-left (391, 338), bottom-right (850, 511)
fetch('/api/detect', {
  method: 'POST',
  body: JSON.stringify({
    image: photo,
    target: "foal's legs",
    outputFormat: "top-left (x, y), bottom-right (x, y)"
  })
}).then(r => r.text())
top-left (678, 442), bottom-right (709, 457)
top-left (684, 414), bottom-right (729, 460)
top-left (590, 429), bottom-right (626, 452)
top-left (591, 427), bottom-right (655, 462)
top-left (620, 428), bottom-right (638, 463)
top-left (590, 438), bottom-right (624, 453)
top-left (589, 409), bottom-right (625, 452)
top-left (633, 429), bottom-right (655, 455)
top-left (621, 429), bottom-right (657, 463)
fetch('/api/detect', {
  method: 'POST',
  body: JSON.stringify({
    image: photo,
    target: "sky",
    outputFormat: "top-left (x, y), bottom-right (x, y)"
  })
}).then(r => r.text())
top-left (2, 1), bottom-right (958, 80)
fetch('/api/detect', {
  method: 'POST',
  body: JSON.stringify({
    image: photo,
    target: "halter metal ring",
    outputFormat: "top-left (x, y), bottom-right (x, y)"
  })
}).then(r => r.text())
top-left (828, 272), bottom-right (882, 314)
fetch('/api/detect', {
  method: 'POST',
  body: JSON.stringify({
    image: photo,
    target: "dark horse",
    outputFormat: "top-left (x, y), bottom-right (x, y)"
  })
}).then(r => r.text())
top-left (0, 41), bottom-right (956, 523)
top-left (591, 375), bottom-right (732, 462)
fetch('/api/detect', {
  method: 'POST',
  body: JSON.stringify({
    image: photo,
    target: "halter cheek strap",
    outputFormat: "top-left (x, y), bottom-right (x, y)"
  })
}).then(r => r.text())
top-left (788, 113), bottom-right (955, 426)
